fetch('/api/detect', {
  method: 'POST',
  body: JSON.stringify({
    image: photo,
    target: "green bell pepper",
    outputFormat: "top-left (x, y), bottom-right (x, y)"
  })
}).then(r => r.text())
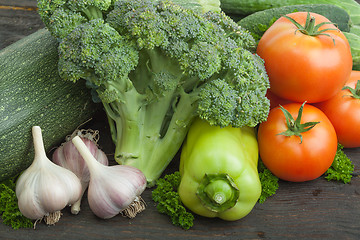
top-left (178, 118), bottom-right (261, 221)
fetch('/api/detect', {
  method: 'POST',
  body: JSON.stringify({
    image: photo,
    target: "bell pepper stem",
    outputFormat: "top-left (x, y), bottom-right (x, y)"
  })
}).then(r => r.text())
top-left (196, 173), bottom-right (239, 212)
top-left (204, 180), bottom-right (233, 205)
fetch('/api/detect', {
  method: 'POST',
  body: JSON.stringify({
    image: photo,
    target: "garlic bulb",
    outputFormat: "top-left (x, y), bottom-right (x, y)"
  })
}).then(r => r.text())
top-left (52, 129), bottom-right (109, 214)
top-left (16, 126), bottom-right (82, 225)
top-left (72, 136), bottom-right (147, 219)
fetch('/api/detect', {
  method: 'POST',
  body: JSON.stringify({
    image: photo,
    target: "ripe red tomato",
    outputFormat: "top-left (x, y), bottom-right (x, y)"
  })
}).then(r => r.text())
top-left (257, 102), bottom-right (337, 182)
top-left (256, 12), bottom-right (352, 103)
top-left (266, 89), bottom-right (293, 109)
top-left (315, 71), bottom-right (360, 148)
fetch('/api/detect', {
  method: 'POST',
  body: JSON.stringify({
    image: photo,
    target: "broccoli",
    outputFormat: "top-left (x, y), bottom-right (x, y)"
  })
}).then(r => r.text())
top-left (37, 0), bottom-right (270, 186)
top-left (37, 0), bottom-right (220, 39)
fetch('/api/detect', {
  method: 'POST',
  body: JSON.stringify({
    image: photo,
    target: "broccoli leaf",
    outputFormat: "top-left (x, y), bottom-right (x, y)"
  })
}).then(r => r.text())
top-left (152, 171), bottom-right (194, 230)
top-left (325, 144), bottom-right (354, 184)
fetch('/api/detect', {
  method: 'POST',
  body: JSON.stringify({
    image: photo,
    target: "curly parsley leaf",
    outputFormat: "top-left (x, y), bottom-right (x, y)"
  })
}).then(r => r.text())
top-left (258, 160), bottom-right (279, 204)
top-left (0, 178), bottom-right (33, 229)
top-left (152, 171), bottom-right (194, 230)
top-left (325, 144), bottom-right (354, 184)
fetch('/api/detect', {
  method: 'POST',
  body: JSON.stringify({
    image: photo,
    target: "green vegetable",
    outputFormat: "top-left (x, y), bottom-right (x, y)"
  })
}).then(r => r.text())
top-left (350, 25), bottom-right (360, 35)
top-left (152, 171), bottom-right (194, 230)
top-left (37, 0), bottom-right (221, 39)
top-left (37, 0), bottom-right (270, 186)
top-left (178, 118), bottom-right (261, 221)
top-left (343, 32), bottom-right (360, 71)
top-left (257, 160), bottom-right (279, 204)
top-left (153, 0), bottom-right (221, 13)
top-left (0, 177), bottom-right (33, 229)
top-left (0, 28), bottom-right (101, 182)
top-left (325, 144), bottom-right (354, 184)
top-left (220, 0), bottom-right (360, 25)
top-left (237, 4), bottom-right (351, 41)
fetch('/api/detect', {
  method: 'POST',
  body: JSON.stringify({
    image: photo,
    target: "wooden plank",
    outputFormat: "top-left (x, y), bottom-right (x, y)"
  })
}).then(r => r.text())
top-left (0, 0), bottom-right (43, 49)
top-left (0, 0), bottom-right (37, 8)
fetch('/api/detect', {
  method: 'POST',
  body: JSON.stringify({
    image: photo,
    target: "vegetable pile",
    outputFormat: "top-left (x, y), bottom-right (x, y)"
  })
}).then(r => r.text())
top-left (37, 0), bottom-right (270, 187)
top-left (0, 0), bottom-right (359, 232)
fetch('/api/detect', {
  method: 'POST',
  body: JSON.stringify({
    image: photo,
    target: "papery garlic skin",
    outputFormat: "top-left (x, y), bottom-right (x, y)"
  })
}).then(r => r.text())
top-left (15, 126), bottom-right (82, 222)
top-left (72, 136), bottom-right (147, 219)
top-left (87, 165), bottom-right (147, 219)
top-left (52, 129), bottom-right (109, 214)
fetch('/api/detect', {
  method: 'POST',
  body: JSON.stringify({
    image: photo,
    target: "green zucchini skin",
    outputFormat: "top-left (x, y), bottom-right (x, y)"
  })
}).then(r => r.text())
top-left (237, 4), bottom-right (351, 41)
top-left (221, 0), bottom-right (360, 25)
top-left (0, 29), bottom-right (101, 182)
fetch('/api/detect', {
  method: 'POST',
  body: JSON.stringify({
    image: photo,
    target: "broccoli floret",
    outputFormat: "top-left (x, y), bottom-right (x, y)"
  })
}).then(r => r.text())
top-left (37, 0), bottom-right (220, 39)
top-left (40, 0), bottom-right (270, 186)
top-left (37, 0), bottom-right (114, 39)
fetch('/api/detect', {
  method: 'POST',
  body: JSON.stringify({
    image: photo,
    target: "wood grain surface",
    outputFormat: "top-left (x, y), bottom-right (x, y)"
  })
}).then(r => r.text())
top-left (0, 1), bottom-right (360, 239)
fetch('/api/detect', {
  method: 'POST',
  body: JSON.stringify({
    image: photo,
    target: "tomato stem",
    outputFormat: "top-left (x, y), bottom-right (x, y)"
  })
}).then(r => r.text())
top-left (342, 80), bottom-right (360, 99)
top-left (277, 102), bottom-right (319, 144)
top-left (284, 12), bottom-right (338, 45)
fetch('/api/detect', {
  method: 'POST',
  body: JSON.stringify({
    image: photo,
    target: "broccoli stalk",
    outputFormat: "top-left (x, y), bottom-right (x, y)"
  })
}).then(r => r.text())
top-left (38, 0), bottom-right (270, 186)
top-left (104, 84), bottom-right (199, 185)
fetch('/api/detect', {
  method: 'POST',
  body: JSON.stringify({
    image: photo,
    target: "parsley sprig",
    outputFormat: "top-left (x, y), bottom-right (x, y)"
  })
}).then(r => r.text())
top-left (0, 177), bottom-right (33, 229)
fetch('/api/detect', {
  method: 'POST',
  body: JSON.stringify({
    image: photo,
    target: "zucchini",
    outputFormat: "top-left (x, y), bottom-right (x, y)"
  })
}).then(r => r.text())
top-left (0, 29), bottom-right (101, 182)
top-left (220, 0), bottom-right (360, 25)
top-left (237, 4), bottom-right (351, 41)
top-left (343, 32), bottom-right (360, 70)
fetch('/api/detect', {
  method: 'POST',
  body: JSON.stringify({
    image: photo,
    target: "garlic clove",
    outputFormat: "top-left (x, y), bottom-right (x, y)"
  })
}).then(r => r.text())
top-left (72, 136), bottom-right (147, 219)
top-left (16, 126), bottom-right (82, 224)
top-left (17, 184), bottom-right (47, 220)
top-left (52, 129), bottom-right (109, 215)
top-left (87, 165), bottom-right (147, 219)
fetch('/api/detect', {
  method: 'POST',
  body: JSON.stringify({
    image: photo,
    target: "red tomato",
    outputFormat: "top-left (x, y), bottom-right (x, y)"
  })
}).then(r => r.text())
top-left (266, 89), bottom-right (293, 109)
top-left (315, 71), bottom-right (360, 148)
top-left (257, 102), bottom-right (337, 182)
top-left (256, 12), bottom-right (352, 103)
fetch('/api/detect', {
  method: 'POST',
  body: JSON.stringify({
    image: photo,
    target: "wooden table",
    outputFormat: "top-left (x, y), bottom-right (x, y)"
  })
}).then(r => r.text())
top-left (1, 1), bottom-right (359, 239)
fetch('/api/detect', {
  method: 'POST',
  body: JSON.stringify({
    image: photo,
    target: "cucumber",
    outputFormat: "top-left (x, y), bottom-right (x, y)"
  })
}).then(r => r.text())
top-left (220, 0), bottom-right (360, 25)
top-left (343, 32), bottom-right (360, 70)
top-left (171, 0), bottom-right (221, 13)
top-left (350, 25), bottom-right (360, 35)
top-left (150, 0), bottom-right (221, 13)
top-left (237, 4), bottom-right (351, 41)
top-left (0, 29), bottom-right (101, 182)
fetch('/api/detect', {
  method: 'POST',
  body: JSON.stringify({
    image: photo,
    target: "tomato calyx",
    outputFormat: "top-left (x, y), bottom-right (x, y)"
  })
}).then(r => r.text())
top-left (283, 12), bottom-right (338, 45)
top-left (342, 80), bottom-right (360, 99)
top-left (277, 102), bottom-right (319, 143)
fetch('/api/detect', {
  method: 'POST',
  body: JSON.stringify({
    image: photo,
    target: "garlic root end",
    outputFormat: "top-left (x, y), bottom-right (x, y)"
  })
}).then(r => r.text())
top-left (121, 196), bottom-right (146, 218)
top-left (33, 211), bottom-right (63, 229)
